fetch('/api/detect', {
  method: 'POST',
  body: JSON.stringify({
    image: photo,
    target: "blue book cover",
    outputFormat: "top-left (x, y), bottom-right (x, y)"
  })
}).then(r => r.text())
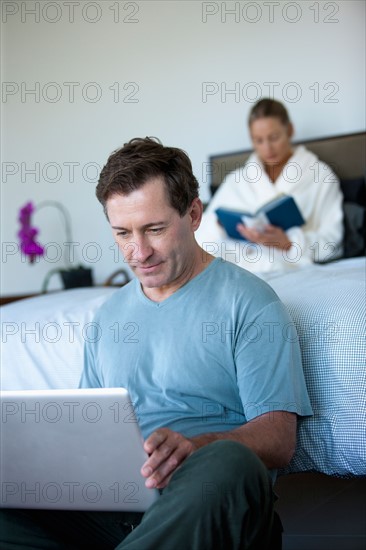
top-left (215, 195), bottom-right (305, 241)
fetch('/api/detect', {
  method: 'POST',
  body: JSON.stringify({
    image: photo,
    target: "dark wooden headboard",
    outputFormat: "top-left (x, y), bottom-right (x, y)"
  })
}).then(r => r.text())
top-left (208, 132), bottom-right (366, 196)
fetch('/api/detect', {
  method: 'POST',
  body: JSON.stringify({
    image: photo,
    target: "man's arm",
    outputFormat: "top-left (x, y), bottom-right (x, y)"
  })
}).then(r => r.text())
top-left (141, 411), bottom-right (297, 489)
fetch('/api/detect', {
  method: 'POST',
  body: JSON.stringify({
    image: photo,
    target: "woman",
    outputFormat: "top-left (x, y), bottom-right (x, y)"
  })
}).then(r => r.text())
top-left (196, 99), bottom-right (344, 273)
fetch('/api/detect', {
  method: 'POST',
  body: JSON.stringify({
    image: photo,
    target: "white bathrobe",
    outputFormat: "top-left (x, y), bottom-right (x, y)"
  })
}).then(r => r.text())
top-left (196, 146), bottom-right (344, 274)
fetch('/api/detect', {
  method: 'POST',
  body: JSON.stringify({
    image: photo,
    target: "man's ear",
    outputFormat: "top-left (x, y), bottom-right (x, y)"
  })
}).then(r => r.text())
top-left (287, 123), bottom-right (294, 140)
top-left (104, 205), bottom-right (110, 222)
top-left (188, 198), bottom-right (203, 231)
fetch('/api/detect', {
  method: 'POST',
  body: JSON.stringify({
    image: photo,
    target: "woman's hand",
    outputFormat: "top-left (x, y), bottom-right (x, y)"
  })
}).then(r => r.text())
top-left (236, 223), bottom-right (292, 251)
top-left (141, 428), bottom-right (197, 489)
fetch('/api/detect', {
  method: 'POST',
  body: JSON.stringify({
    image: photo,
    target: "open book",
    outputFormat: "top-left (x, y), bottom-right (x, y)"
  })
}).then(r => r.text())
top-left (215, 194), bottom-right (305, 241)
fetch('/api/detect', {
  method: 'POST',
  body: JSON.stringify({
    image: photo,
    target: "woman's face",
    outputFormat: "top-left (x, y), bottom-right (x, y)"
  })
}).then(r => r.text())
top-left (250, 116), bottom-right (293, 166)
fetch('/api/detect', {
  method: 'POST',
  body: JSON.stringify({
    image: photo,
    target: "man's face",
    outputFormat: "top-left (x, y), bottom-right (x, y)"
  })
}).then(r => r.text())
top-left (106, 177), bottom-right (201, 297)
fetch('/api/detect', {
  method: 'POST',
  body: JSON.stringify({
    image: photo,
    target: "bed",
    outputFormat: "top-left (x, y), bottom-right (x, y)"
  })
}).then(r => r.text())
top-left (1, 132), bottom-right (365, 549)
top-left (1, 258), bottom-right (365, 476)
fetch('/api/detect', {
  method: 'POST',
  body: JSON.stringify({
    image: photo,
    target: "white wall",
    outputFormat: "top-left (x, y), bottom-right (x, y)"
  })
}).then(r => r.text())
top-left (1, 0), bottom-right (365, 294)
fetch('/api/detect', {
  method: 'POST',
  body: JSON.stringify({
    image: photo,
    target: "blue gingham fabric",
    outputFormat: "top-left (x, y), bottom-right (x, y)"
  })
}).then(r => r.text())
top-left (261, 258), bottom-right (366, 477)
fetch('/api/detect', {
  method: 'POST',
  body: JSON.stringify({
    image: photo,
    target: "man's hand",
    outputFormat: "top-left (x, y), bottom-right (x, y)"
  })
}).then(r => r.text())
top-left (141, 428), bottom-right (197, 489)
top-left (141, 411), bottom-right (297, 489)
top-left (237, 223), bottom-right (292, 251)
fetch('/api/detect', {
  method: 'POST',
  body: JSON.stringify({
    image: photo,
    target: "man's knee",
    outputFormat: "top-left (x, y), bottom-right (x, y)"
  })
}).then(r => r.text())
top-left (195, 440), bottom-right (271, 498)
top-left (167, 439), bottom-right (272, 508)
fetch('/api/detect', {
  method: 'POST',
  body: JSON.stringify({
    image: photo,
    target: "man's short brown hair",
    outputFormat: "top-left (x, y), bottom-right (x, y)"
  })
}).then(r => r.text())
top-left (96, 137), bottom-right (199, 217)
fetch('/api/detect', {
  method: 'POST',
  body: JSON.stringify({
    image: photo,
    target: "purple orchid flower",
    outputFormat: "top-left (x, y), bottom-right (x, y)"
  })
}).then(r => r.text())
top-left (18, 201), bottom-right (44, 263)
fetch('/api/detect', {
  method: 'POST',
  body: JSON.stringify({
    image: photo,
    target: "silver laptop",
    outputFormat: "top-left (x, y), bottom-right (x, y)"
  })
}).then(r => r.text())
top-left (0, 388), bottom-right (159, 511)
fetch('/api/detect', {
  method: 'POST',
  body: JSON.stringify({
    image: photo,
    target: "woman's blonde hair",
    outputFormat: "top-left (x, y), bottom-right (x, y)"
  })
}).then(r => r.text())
top-left (248, 98), bottom-right (291, 127)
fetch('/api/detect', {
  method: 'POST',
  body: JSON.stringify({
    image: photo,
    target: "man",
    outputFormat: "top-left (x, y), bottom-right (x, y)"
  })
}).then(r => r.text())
top-left (0, 137), bottom-right (312, 549)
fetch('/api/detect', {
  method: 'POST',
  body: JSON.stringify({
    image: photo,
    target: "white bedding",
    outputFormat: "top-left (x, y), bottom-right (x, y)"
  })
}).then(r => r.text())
top-left (260, 258), bottom-right (365, 476)
top-left (1, 258), bottom-right (365, 476)
top-left (1, 287), bottom-right (117, 390)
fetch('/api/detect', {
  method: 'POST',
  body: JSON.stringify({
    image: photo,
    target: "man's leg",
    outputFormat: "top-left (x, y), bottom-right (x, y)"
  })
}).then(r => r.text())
top-left (117, 440), bottom-right (275, 550)
top-left (0, 508), bottom-right (143, 549)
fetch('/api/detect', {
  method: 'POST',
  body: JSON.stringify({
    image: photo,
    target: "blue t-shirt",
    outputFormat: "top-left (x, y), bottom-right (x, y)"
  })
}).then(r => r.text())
top-left (80, 258), bottom-right (312, 440)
